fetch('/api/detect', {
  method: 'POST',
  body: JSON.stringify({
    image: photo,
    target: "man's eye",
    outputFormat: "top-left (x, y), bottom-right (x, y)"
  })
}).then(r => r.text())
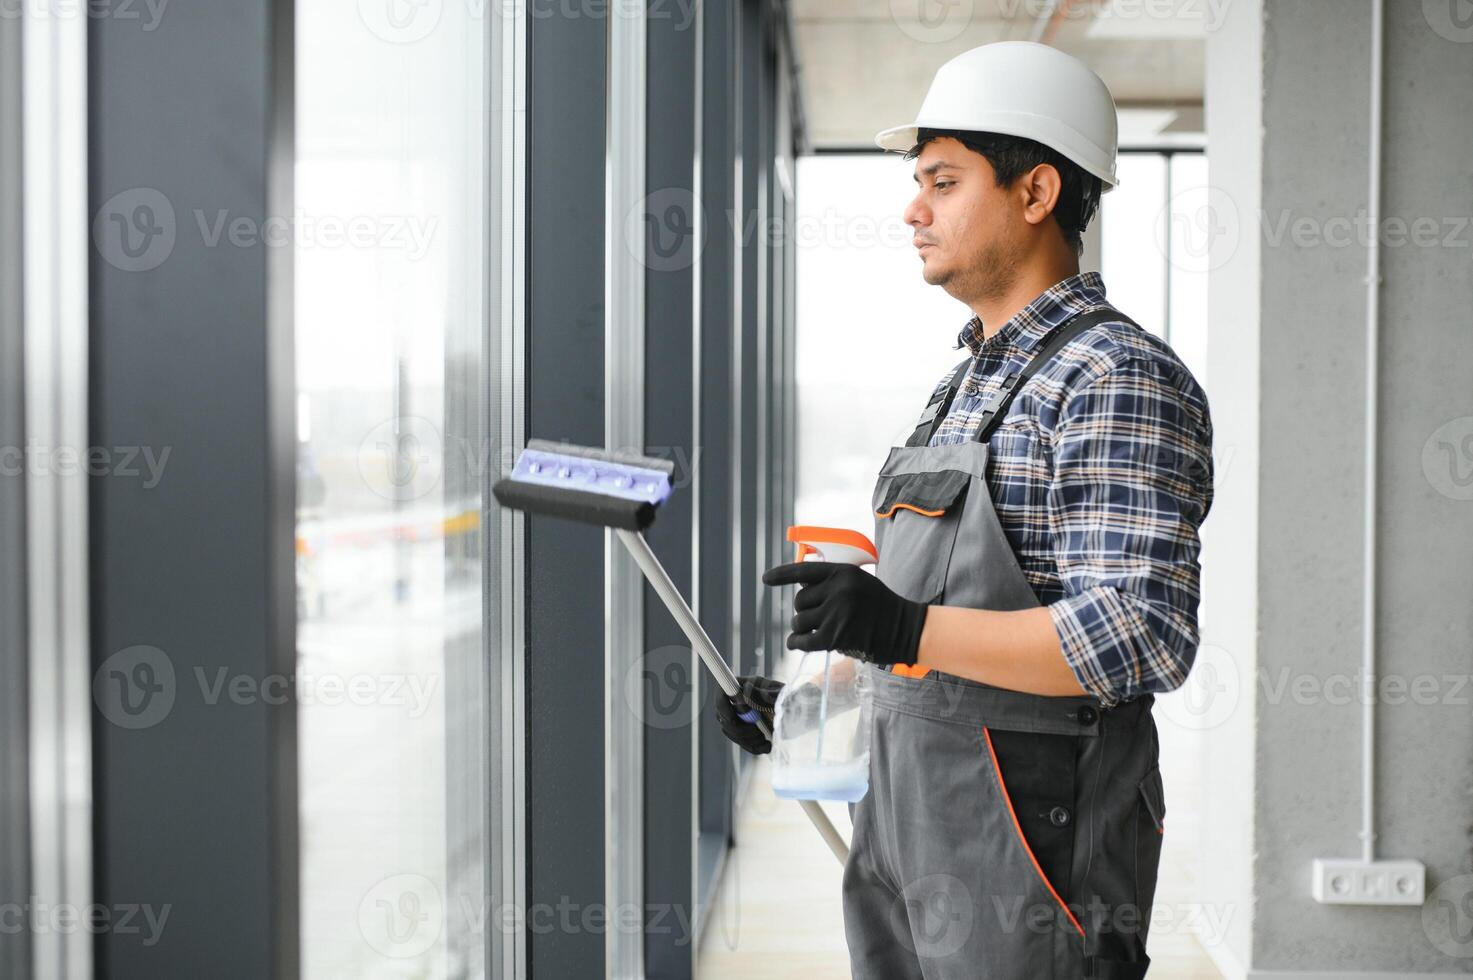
top-left (934, 181), bottom-right (953, 190)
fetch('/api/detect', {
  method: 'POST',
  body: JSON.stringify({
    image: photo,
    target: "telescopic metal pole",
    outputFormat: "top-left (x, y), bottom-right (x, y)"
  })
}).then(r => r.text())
top-left (616, 529), bottom-right (851, 865)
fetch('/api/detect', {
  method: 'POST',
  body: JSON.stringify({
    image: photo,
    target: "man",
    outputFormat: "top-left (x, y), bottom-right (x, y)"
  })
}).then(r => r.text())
top-left (715, 42), bottom-right (1214, 979)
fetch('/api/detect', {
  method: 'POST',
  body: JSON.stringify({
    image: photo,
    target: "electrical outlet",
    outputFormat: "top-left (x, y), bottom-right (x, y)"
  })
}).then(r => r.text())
top-left (1311, 858), bottom-right (1425, 905)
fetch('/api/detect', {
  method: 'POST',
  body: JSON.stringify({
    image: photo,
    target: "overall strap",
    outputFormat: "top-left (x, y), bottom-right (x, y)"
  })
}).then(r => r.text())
top-left (904, 357), bottom-right (973, 448)
top-left (971, 307), bottom-right (1128, 445)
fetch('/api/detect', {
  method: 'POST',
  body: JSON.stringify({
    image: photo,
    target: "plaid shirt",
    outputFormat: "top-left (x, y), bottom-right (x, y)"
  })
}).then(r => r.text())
top-left (923, 271), bottom-right (1214, 707)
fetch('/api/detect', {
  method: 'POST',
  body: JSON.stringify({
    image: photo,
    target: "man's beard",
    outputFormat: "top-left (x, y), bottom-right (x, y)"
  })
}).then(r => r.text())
top-left (926, 237), bottom-right (1020, 303)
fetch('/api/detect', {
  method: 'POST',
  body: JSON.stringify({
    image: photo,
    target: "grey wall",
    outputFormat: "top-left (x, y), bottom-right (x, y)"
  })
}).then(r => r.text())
top-left (697, 0), bottom-right (741, 873)
top-left (1207, 0), bottom-right (1473, 974)
top-left (450, 0), bottom-right (800, 971)
top-left (642, 0), bottom-right (701, 974)
top-left (89, 0), bottom-right (299, 973)
top-left (737, 0), bottom-right (767, 688)
top-left (523, 2), bottom-right (608, 975)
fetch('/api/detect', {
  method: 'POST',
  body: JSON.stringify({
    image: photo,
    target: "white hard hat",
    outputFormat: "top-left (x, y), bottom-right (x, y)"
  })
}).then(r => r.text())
top-left (875, 41), bottom-right (1120, 192)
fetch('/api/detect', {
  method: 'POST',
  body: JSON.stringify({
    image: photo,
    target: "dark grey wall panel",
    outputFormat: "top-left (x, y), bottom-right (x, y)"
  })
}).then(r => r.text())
top-left (642, 3), bottom-right (701, 975)
top-left (763, 30), bottom-right (787, 674)
top-left (524, 4), bottom-right (608, 977)
top-left (781, 187), bottom-right (798, 669)
top-left (697, 0), bottom-right (739, 852)
top-left (775, 16), bottom-right (799, 670)
top-left (737, 0), bottom-right (766, 685)
top-left (88, 0), bottom-right (296, 976)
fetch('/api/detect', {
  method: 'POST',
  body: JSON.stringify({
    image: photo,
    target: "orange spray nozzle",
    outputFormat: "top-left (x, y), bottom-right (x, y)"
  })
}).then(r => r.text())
top-left (787, 525), bottom-right (878, 566)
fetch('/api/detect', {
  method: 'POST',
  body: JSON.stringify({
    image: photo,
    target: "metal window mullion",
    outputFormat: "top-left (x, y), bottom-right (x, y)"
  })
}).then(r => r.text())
top-left (687, 0), bottom-right (707, 959)
top-left (604, 0), bottom-right (648, 975)
top-left (488, 0), bottom-right (528, 973)
top-left (753, 17), bottom-right (771, 684)
top-left (1162, 154), bottom-right (1173, 346)
top-left (727, 0), bottom-right (745, 689)
top-left (267, 3), bottom-right (299, 975)
top-left (0, 7), bottom-right (30, 978)
top-left (22, 8), bottom-right (92, 979)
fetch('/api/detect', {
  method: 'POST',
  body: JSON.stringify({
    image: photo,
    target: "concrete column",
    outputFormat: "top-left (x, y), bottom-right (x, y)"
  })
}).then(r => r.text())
top-left (1202, 0), bottom-right (1473, 975)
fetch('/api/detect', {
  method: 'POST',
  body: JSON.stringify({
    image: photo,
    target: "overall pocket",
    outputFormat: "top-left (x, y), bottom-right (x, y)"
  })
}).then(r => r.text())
top-left (1077, 766), bottom-right (1164, 978)
top-left (1134, 765), bottom-right (1166, 923)
top-left (871, 468), bottom-right (969, 604)
top-left (981, 726), bottom-right (1083, 938)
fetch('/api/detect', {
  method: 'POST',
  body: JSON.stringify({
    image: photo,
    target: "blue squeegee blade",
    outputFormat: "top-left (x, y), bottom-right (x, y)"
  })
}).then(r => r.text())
top-left (509, 445), bottom-right (673, 506)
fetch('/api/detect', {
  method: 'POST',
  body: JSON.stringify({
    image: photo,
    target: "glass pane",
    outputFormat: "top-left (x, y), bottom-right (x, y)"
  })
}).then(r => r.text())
top-left (793, 153), bottom-right (974, 535)
top-left (1167, 153), bottom-right (1210, 388)
top-left (1101, 153), bottom-right (1168, 338)
top-left (294, 5), bottom-right (488, 977)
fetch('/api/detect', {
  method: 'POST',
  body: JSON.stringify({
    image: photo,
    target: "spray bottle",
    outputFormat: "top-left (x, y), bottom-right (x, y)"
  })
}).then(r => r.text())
top-left (769, 525), bottom-right (877, 804)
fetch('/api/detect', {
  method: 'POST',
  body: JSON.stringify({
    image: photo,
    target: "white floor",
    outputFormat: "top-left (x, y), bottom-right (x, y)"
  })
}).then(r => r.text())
top-left (698, 710), bottom-right (1224, 980)
top-left (698, 761), bottom-right (853, 978)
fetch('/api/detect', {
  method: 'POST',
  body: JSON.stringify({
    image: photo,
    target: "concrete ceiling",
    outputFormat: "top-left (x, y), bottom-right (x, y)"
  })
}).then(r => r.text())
top-left (791, 0), bottom-right (1207, 150)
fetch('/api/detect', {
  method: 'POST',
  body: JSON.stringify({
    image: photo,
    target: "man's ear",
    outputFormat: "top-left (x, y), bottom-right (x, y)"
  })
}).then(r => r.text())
top-left (1018, 163), bottom-right (1063, 228)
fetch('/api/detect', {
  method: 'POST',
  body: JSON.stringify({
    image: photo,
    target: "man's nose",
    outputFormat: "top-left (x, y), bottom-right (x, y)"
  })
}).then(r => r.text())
top-left (904, 192), bottom-right (930, 230)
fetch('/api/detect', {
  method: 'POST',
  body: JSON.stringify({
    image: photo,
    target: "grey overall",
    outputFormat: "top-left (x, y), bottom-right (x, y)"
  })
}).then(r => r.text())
top-left (844, 308), bottom-right (1167, 980)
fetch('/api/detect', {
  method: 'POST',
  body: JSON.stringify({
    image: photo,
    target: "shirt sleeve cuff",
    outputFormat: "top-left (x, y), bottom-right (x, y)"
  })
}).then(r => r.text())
top-left (1048, 588), bottom-right (1137, 709)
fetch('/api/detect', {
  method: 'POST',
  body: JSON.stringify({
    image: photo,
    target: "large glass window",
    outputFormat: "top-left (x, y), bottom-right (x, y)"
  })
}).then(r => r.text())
top-left (1102, 151), bottom-right (1209, 386)
top-left (294, 5), bottom-right (488, 976)
top-left (792, 153), bottom-right (971, 532)
top-left (791, 149), bottom-right (1216, 973)
top-left (792, 149), bottom-right (1208, 530)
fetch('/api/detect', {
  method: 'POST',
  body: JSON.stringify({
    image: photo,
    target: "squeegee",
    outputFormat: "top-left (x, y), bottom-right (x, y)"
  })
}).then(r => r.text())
top-left (492, 438), bottom-right (850, 865)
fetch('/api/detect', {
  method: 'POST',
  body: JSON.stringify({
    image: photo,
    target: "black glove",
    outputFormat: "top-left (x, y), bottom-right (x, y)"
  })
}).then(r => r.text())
top-left (715, 675), bottom-right (782, 755)
top-left (762, 562), bottom-right (929, 667)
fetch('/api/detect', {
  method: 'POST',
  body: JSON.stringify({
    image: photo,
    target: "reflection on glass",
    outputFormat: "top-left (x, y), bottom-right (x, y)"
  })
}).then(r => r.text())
top-left (294, 4), bottom-right (487, 977)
